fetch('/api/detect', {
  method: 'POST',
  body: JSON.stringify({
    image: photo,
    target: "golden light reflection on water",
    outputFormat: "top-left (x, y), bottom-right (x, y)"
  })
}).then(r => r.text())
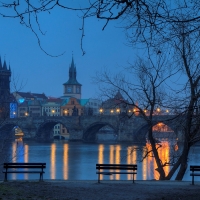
top-left (24, 145), bottom-right (29, 180)
top-left (63, 143), bottom-right (68, 180)
top-left (109, 145), bottom-right (114, 180)
top-left (12, 142), bottom-right (17, 179)
top-left (115, 145), bottom-right (121, 180)
top-left (10, 139), bottom-right (175, 181)
top-left (127, 146), bottom-right (137, 180)
top-left (51, 143), bottom-right (56, 179)
top-left (145, 141), bottom-right (171, 180)
top-left (98, 144), bottom-right (104, 164)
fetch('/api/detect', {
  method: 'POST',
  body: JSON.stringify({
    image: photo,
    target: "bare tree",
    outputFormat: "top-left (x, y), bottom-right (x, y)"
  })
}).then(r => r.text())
top-left (93, 48), bottom-right (184, 180)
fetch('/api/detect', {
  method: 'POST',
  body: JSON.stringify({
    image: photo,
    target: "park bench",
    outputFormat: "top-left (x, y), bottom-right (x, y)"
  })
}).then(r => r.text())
top-left (96, 164), bottom-right (137, 183)
top-left (3, 163), bottom-right (46, 182)
top-left (190, 165), bottom-right (200, 185)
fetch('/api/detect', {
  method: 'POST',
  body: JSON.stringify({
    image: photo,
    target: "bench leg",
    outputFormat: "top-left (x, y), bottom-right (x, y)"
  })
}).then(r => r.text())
top-left (40, 173), bottom-right (43, 181)
top-left (4, 172), bottom-right (7, 182)
top-left (192, 175), bottom-right (194, 185)
top-left (98, 174), bottom-right (100, 183)
top-left (133, 175), bottom-right (134, 184)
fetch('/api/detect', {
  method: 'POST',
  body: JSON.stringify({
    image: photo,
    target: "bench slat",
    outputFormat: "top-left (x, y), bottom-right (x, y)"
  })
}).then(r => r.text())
top-left (97, 172), bottom-right (137, 175)
top-left (4, 166), bottom-right (46, 169)
top-left (97, 167), bottom-right (136, 170)
top-left (3, 171), bottom-right (45, 173)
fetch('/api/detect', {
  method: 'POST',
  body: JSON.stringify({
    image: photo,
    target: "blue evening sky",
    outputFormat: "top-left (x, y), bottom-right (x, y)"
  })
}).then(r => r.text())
top-left (0, 6), bottom-right (139, 99)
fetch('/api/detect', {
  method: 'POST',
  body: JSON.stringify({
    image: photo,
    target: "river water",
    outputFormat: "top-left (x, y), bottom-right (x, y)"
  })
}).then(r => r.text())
top-left (7, 138), bottom-right (200, 181)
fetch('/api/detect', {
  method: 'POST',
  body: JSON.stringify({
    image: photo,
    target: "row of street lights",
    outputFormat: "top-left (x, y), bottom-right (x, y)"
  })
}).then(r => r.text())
top-left (99, 108), bottom-right (170, 115)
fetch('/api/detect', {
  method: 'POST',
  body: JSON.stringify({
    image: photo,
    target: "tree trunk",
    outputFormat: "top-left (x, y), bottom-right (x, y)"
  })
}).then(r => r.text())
top-left (148, 128), bottom-right (166, 180)
top-left (175, 142), bottom-right (190, 180)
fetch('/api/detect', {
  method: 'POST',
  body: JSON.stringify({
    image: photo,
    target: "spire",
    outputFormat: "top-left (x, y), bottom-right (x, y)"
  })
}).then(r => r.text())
top-left (8, 62), bottom-right (11, 71)
top-left (69, 54), bottom-right (76, 80)
top-left (3, 60), bottom-right (7, 70)
top-left (0, 56), bottom-right (2, 69)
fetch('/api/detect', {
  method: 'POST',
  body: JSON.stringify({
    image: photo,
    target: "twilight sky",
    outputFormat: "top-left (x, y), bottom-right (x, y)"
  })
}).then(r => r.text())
top-left (0, 5), bottom-right (139, 99)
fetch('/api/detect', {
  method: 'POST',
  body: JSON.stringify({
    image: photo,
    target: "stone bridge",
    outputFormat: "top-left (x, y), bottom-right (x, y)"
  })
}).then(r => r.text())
top-left (0, 114), bottom-right (184, 142)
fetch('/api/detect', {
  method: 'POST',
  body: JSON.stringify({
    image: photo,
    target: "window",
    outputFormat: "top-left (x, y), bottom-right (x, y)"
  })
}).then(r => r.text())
top-left (67, 87), bottom-right (72, 93)
top-left (76, 87), bottom-right (80, 93)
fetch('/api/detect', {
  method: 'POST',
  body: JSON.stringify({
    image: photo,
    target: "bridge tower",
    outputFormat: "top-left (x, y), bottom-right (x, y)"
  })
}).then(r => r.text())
top-left (0, 57), bottom-right (11, 119)
top-left (63, 55), bottom-right (82, 99)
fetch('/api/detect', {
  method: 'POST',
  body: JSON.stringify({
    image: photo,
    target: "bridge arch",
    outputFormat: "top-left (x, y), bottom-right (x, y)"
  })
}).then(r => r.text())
top-left (83, 122), bottom-right (118, 142)
top-left (35, 119), bottom-right (71, 140)
top-left (134, 121), bottom-right (177, 142)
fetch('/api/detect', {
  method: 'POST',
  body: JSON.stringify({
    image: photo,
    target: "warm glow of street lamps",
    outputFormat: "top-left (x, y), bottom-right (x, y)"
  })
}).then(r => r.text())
top-left (110, 110), bottom-right (114, 113)
top-left (156, 108), bottom-right (161, 112)
top-left (166, 109), bottom-right (169, 113)
top-left (25, 112), bottom-right (28, 116)
top-left (99, 108), bottom-right (103, 114)
top-left (116, 108), bottom-right (120, 113)
top-left (64, 110), bottom-right (68, 115)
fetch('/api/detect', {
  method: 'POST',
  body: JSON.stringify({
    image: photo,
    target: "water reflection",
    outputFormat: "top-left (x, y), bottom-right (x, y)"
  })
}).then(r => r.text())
top-left (63, 143), bottom-right (68, 180)
top-left (8, 139), bottom-right (200, 181)
top-left (51, 143), bottom-right (56, 179)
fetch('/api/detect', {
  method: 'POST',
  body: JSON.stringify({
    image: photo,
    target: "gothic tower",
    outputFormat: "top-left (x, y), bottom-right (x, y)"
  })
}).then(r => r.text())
top-left (0, 57), bottom-right (11, 119)
top-left (63, 56), bottom-right (82, 99)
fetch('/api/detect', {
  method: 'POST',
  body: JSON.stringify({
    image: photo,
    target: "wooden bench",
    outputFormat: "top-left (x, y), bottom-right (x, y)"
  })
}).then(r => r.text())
top-left (3, 163), bottom-right (46, 182)
top-left (96, 164), bottom-right (137, 183)
top-left (190, 165), bottom-right (200, 185)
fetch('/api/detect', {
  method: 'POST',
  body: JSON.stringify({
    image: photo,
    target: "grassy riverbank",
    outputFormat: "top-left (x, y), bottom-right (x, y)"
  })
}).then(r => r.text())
top-left (0, 180), bottom-right (200, 200)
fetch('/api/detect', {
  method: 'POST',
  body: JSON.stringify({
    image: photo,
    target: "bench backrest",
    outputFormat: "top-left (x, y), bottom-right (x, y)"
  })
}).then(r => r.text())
top-left (190, 165), bottom-right (200, 171)
top-left (4, 163), bottom-right (46, 169)
top-left (96, 164), bottom-right (137, 170)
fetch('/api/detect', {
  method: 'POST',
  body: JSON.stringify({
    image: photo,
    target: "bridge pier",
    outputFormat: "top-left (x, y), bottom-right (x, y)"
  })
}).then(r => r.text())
top-left (68, 129), bottom-right (83, 141)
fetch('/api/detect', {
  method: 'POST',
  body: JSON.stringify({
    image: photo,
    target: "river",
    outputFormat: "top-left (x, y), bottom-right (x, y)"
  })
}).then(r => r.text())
top-left (7, 138), bottom-right (200, 181)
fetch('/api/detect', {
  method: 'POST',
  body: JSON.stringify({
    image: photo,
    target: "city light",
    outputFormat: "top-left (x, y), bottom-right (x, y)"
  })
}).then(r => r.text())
top-left (64, 110), bottom-right (68, 115)
top-left (156, 108), bottom-right (161, 112)
top-left (110, 110), bottom-right (114, 113)
top-left (116, 108), bottom-right (120, 113)
top-left (99, 108), bottom-right (103, 114)
top-left (25, 112), bottom-right (28, 116)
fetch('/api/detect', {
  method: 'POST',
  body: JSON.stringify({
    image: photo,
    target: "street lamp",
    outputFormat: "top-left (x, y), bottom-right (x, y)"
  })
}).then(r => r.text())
top-left (116, 108), bottom-right (120, 113)
top-left (156, 108), bottom-right (161, 115)
top-left (110, 109), bottom-right (114, 114)
top-left (99, 108), bottom-right (103, 114)
top-left (52, 110), bottom-right (55, 116)
top-left (64, 110), bottom-right (68, 116)
top-left (25, 112), bottom-right (28, 117)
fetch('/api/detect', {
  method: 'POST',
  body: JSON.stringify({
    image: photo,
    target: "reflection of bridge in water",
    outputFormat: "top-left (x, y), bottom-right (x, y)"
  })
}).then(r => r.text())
top-left (0, 115), bottom-right (184, 142)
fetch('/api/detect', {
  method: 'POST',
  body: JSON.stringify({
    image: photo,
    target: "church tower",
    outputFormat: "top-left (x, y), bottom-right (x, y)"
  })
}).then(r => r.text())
top-left (0, 57), bottom-right (11, 119)
top-left (63, 56), bottom-right (82, 99)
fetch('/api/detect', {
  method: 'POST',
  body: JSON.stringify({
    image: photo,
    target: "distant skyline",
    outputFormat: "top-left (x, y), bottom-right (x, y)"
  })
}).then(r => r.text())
top-left (0, 6), bottom-right (139, 99)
